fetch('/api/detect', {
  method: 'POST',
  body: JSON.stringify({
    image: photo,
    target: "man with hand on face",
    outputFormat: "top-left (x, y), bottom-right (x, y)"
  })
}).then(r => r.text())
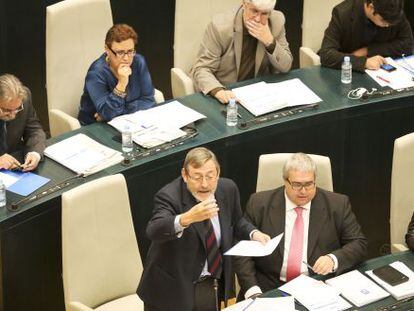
top-left (138, 147), bottom-right (270, 311)
top-left (0, 74), bottom-right (46, 172)
top-left (320, 0), bottom-right (413, 72)
top-left (234, 153), bottom-right (368, 300)
top-left (190, 0), bottom-right (293, 104)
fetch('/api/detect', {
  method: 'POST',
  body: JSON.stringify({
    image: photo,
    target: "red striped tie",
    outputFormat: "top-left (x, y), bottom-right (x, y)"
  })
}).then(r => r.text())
top-left (286, 207), bottom-right (304, 282)
top-left (205, 220), bottom-right (222, 279)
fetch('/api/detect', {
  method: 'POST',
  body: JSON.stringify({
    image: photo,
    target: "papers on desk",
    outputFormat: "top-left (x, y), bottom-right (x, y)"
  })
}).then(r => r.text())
top-left (44, 134), bottom-right (124, 176)
top-left (365, 57), bottom-right (414, 89)
top-left (366, 261), bottom-right (414, 300)
top-left (108, 101), bottom-right (206, 148)
top-left (279, 274), bottom-right (352, 311)
top-left (224, 233), bottom-right (283, 257)
top-left (0, 170), bottom-right (50, 196)
top-left (231, 78), bottom-right (322, 116)
top-left (325, 270), bottom-right (390, 307)
top-left (223, 296), bottom-right (295, 310)
top-left (394, 54), bottom-right (414, 76)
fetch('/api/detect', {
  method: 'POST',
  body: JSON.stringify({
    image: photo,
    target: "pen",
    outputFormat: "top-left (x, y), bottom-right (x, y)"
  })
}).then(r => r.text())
top-left (242, 298), bottom-right (256, 311)
top-left (303, 261), bottom-right (314, 271)
top-left (376, 75), bottom-right (390, 83)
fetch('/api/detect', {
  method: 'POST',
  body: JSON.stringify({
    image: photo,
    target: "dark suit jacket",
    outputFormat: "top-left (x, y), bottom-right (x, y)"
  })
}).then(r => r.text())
top-left (234, 186), bottom-right (368, 297)
top-left (406, 211), bottom-right (414, 251)
top-left (1, 89), bottom-right (46, 158)
top-left (319, 0), bottom-right (413, 72)
top-left (137, 177), bottom-right (255, 311)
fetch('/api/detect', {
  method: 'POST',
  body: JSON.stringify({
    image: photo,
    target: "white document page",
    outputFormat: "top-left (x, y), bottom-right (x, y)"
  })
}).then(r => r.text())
top-left (326, 270), bottom-right (390, 307)
top-left (394, 55), bottom-right (414, 76)
top-left (279, 274), bottom-right (352, 311)
top-left (232, 79), bottom-right (322, 116)
top-left (366, 261), bottom-right (414, 300)
top-left (224, 296), bottom-right (295, 311)
top-left (365, 57), bottom-right (414, 89)
top-left (0, 172), bottom-right (19, 187)
top-left (132, 127), bottom-right (186, 148)
top-left (224, 233), bottom-right (283, 257)
top-left (44, 134), bottom-right (123, 176)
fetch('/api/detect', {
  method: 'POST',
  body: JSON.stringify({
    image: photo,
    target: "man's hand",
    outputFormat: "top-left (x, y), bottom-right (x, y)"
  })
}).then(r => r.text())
top-left (251, 231), bottom-right (271, 245)
top-left (214, 90), bottom-right (236, 104)
top-left (0, 153), bottom-right (21, 170)
top-left (116, 63), bottom-right (132, 91)
top-left (180, 198), bottom-right (219, 227)
top-left (312, 255), bottom-right (334, 275)
top-left (22, 152), bottom-right (41, 171)
top-left (245, 20), bottom-right (274, 47)
top-left (365, 55), bottom-right (386, 70)
top-left (352, 47), bottom-right (368, 57)
top-left (94, 113), bottom-right (103, 122)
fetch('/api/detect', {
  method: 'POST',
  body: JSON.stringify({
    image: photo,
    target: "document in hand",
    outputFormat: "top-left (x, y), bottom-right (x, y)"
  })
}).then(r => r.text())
top-left (223, 233), bottom-right (283, 257)
top-left (0, 170), bottom-right (50, 196)
top-left (366, 261), bottom-right (414, 300)
top-left (108, 101), bottom-right (206, 148)
top-left (365, 57), bottom-right (414, 90)
top-left (325, 270), bottom-right (389, 307)
top-left (279, 274), bottom-right (352, 311)
top-left (223, 296), bottom-right (295, 311)
top-left (231, 78), bottom-right (322, 116)
top-left (44, 134), bottom-right (124, 176)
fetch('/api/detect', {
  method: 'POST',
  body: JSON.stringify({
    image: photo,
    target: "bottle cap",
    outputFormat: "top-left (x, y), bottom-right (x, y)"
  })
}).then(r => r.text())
top-left (344, 56), bottom-right (350, 62)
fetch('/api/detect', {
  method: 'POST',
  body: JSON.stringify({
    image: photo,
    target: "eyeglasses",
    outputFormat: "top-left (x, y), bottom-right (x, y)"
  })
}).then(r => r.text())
top-left (286, 179), bottom-right (316, 191)
top-left (0, 102), bottom-right (24, 115)
top-left (187, 174), bottom-right (218, 183)
top-left (108, 46), bottom-right (136, 58)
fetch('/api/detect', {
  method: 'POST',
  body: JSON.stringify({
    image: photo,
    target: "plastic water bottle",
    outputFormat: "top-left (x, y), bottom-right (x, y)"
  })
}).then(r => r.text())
top-left (122, 125), bottom-right (133, 153)
top-left (0, 178), bottom-right (6, 208)
top-left (341, 56), bottom-right (352, 84)
top-left (226, 98), bottom-right (238, 126)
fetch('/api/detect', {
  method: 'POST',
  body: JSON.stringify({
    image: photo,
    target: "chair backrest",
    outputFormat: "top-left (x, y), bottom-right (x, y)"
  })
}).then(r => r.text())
top-left (390, 133), bottom-right (414, 248)
top-left (62, 174), bottom-right (142, 309)
top-left (46, 0), bottom-right (112, 124)
top-left (301, 0), bottom-right (342, 52)
top-left (174, 0), bottom-right (241, 73)
top-left (256, 153), bottom-right (333, 192)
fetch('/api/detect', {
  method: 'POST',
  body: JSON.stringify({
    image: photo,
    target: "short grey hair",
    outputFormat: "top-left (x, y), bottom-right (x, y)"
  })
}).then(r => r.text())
top-left (244, 0), bottom-right (276, 11)
top-left (282, 153), bottom-right (317, 180)
top-left (0, 74), bottom-right (28, 102)
top-left (183, 147), bottom-right (220, 174)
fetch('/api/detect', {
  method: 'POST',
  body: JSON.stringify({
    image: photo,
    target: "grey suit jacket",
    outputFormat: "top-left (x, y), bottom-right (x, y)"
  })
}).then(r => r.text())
top-left (1, 89), bottom-right (46, 158)
top-left (190, 6), bottom-right (293, 94)
top-left (138, 177), bottom-right (255, 311)
top-left (234, 186), bottom-right (368, 296)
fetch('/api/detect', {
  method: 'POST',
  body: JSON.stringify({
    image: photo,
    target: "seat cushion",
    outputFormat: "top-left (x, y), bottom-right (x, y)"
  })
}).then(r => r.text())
top-left (95, 294), bottom-right (143, 311)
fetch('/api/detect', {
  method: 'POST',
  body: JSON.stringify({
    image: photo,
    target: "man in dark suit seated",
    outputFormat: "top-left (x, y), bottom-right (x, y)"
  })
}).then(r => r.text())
top-left (320, 0), bottom-right (413, 72)
top-left (234, 153), bottom-right (368, 299)
top-left (406, 211), bottom-right (414, 251)
top-left (138, 147), bottom-right (270, 311)
top-left (0, 74), bottom-right (46, 171)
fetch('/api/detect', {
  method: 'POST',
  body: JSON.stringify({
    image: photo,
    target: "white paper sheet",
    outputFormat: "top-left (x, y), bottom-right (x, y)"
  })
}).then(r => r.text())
top-left (224, 233), bottom-right (283, 257)
top-left (365, 57), bottom-right (414, 89)
top-left (224, 296), bottom-right (295, 311)
top-left (232, 79), bottom-right (322, 116)
top-left (0, 171), bottom-right (19, 187)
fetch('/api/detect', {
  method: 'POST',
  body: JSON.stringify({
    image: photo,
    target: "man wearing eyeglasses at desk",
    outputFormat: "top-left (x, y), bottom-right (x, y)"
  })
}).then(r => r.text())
top-left (138, 147), bottom-right (270, 311)
top-left (234, 153), bottom-right (368, 300)
top-left (191, 0), bottom-right (293, 104)
top-left (0, 74), bottom-right (46, 171)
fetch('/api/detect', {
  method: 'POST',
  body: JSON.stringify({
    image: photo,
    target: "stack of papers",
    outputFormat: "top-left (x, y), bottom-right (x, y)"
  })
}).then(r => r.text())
top-left (365, 57), bottom-right (414, 90)
top-left (366, 261), bottom-right (414, 300)
top-left (224, 233), bottom-right (283, 257)
top-left (0, 170), bottom-right (50, 196)
top-left (326, 270), bottom-right (389, 307)
top-left (394, 55), bottom-right (414, 77)
top-left (44, 134), bottom-right (124, 176)
top-left (223, 296), bottom-right (295, 311)
top-left (232, 78), bottom-right (322, 116)
top-left (108, 101), bottom-right (206, 148)
top-left (279, 274), bottom-right (351, 311)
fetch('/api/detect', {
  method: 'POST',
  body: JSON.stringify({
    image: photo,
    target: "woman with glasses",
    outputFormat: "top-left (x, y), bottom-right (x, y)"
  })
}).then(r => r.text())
top-left (78, 24), bottom-right (155, 125)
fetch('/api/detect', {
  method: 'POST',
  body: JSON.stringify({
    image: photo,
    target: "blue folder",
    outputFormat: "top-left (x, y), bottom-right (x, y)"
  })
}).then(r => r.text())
top-left (0, 170), bottom-right (50, 196)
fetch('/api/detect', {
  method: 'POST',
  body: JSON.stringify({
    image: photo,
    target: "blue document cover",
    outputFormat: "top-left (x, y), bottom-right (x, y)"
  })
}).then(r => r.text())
top-left (0, 170), bottom-right (50, 196)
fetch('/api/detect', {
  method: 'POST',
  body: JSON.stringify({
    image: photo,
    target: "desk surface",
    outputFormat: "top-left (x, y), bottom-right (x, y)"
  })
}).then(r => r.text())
top-left (2, 66), bottom-right (414, 311)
